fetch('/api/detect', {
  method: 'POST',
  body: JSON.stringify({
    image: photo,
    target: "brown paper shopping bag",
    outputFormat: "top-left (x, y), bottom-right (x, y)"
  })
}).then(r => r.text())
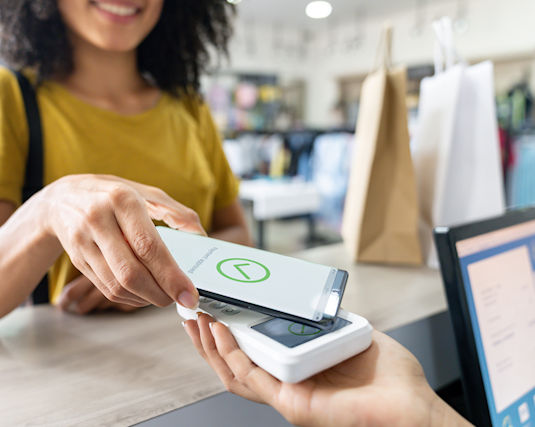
top-left (341, 27), bottom-right (422, 265)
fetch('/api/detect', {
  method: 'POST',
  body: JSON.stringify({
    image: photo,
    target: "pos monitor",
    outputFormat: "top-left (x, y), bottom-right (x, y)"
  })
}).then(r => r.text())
top-left (434, 208), bottom-right (535, 427)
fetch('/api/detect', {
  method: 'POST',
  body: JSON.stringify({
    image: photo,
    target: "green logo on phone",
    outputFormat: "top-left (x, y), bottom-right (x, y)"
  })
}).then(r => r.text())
top-left (216, 258), bottom-right (270, 283)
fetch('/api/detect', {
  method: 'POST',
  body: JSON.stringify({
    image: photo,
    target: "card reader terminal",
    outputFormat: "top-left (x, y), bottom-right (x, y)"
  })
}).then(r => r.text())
top-left (177, 297), bottom-right (372, 383)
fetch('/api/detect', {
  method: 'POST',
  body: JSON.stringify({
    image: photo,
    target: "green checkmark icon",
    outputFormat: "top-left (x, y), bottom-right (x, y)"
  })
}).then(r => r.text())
top-left (216, 258), bottom-right (270, 283)
top-left (233, 263), bottom-right (251, 280)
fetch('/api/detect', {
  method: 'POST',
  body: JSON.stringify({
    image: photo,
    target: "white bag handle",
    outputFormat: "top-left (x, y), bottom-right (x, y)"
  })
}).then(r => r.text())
top-left (433, 17), bottom-right (459, 74)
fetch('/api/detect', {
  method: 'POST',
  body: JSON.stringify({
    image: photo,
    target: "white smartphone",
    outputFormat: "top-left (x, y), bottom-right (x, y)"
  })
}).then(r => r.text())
top-left (157, 226), bottom-right (347, 327)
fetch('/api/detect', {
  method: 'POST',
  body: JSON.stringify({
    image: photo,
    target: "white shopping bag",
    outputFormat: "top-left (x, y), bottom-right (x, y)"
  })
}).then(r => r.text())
top-left (413, 17), bottom-right (505, 267)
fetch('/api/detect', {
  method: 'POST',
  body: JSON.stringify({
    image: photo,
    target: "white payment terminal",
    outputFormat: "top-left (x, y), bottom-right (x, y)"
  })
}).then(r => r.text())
top-left (177, 298), bottom-right (373, 383)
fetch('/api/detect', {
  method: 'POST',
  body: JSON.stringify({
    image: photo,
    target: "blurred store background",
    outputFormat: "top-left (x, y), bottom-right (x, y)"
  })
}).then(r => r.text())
top-left (206, 0), bottom-right (535, 253)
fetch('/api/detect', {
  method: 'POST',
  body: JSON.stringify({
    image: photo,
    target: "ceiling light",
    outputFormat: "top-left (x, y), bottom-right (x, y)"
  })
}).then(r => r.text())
top-left (305, 1), bottom-right (333, 19)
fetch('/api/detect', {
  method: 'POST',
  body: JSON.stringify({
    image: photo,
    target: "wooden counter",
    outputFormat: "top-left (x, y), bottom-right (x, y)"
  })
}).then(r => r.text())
top-left (0, 306), bottom-right (224, 426)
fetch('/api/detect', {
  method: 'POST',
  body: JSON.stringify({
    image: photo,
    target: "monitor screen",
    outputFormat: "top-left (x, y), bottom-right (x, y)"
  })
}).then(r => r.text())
top-left (456, 220), bottom-right (535, 427)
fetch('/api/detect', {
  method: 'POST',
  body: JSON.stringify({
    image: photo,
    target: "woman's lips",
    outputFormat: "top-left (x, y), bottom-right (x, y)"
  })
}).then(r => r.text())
top-left (91, 0), bottom-right (142, 23)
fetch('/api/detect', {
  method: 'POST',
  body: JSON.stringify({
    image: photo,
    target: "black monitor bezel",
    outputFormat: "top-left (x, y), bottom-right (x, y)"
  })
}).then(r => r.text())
top-left (433, 206), bottom-right (535, 426)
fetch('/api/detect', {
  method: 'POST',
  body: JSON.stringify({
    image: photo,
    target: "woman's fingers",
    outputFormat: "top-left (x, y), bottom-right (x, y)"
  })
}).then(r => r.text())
top-left (109, 176), bottom-right (206, 235)
top-left (95, 298), bottom-right (144, 312)
top-left (82, 239), bottom-right (151, 306)
top-left (90, 213), bottom-right (173, 307)
top-left (146, 199), bottom-right (206, 236)
top-left (57, 274), bottom-right (94, 311)
top-left (73, 288), bottom-right (107, 314)
top-left (47, 175), bottom-right (202, 310)
top-left (114, 302), bottom-right (146, 312)
top-left (57, 274), bottom-right (144, 314)
top-left (75, 288), bottom-right (146, 314)
top-left (110, 187), bottom-right (199, 308)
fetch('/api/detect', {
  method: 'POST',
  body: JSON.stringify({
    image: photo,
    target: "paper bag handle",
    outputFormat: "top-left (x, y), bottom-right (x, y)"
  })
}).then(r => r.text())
top-left (374, 24), bottom-right (393, 71)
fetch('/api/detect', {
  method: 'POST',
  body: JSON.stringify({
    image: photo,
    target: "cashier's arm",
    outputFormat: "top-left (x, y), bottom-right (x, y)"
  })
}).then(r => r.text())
top-left (185, 314), bottom-right (473, 427)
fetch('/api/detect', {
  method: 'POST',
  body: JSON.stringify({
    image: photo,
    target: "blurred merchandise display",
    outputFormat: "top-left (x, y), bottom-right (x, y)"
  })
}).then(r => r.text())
top-left (508, 135), bottom-right (535, 207)
top-left (223, 129), bottom-right (354, 234)
top-left (239, 178), bottom-right (321, 249)
top-left (497, 81), bottom-right (534, 189)
top-left (204, 72), bottom-right (305, 133)
top-left (310, 132), bottom-right (353, 231)
top-left (494, 65), bottom-right (535, 207)
top-left (223, 133), bottom-right (286, 177)
top-left (497, 82), bottom-right (533, 133)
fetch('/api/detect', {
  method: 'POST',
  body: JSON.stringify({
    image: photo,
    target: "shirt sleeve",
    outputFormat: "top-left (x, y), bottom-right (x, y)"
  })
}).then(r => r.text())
top-left (198, 101), bottom-right (239, 211)
top-left (0, 67), bottom-right (29, 207)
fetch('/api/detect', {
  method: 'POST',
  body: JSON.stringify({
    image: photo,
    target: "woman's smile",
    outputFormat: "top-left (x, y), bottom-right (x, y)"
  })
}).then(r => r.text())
top-left (90, 0), bottom-right (142, 23)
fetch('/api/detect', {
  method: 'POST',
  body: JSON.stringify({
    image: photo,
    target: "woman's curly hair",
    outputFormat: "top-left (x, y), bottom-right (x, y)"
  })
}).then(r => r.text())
top-left (0, 0), bottom-right (234, 96)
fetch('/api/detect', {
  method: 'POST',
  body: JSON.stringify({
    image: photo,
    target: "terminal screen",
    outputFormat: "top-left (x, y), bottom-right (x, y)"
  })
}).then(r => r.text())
top-left (456, 220), bottom-right (535, 427)
top-left (252, 317), bottom-right (350, 348)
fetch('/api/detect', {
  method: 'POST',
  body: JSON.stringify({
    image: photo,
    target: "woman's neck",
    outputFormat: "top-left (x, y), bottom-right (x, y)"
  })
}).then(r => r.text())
top-left (56, 32), bottom-right (160, 115)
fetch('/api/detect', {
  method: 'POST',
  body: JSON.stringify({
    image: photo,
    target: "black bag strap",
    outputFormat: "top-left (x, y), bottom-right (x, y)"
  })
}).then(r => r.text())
top-left (14, 71), bottom-right (45, 202)
top-left (12, 70), bottom-right (49, 304)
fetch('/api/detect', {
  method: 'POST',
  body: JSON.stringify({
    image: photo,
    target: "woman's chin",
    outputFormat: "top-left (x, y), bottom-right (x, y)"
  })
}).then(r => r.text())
top-left (84, 33), bottom-right (141, 53)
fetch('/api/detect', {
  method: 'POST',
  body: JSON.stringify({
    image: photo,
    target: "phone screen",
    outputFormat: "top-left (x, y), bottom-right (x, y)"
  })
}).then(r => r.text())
top-left (157, 227), bottom-right (343, 322)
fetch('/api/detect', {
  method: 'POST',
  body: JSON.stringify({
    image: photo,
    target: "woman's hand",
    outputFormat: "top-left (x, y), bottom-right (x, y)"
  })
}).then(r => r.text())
top-left (42, 174), bottom-right (204, 309)
top-left (57, 275), bottom-right (145, 314)
top-left (185, 314), bottom-right (472, 427)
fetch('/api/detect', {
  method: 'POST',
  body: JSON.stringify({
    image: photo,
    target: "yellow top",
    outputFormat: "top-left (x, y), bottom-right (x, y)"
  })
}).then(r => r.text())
top-left (0, 67), bottom-right (239, 302)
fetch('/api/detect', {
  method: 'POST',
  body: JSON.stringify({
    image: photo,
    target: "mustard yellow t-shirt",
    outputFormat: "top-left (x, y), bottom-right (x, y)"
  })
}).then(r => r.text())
top-left (0, 67), bottom-right (238, 302)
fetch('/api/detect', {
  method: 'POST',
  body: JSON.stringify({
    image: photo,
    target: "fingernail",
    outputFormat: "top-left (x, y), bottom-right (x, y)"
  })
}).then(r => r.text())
top-left (178, 291), bottom-right (199, 309)
top-left (209, 322), bottom-right (215, 331)
top-left (181, 320), bottom-right (186, 328)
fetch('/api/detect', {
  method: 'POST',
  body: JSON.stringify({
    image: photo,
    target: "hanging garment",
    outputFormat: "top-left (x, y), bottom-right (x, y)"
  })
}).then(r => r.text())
top-left (310, 132), bottom-right (353, 231)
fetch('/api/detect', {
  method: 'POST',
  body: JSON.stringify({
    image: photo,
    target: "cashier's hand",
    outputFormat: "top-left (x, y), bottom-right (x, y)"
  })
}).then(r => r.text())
top-left (185, 314), bottom-right (472, 427)
top-left (57, 275), bottom-right (147, 314)
top-left (42, 174), bottom-right (204, 310)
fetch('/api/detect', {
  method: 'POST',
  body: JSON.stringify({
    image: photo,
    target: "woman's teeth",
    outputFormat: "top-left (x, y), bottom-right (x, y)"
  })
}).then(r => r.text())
top-left (95, 3), bottom-right (138, 16)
